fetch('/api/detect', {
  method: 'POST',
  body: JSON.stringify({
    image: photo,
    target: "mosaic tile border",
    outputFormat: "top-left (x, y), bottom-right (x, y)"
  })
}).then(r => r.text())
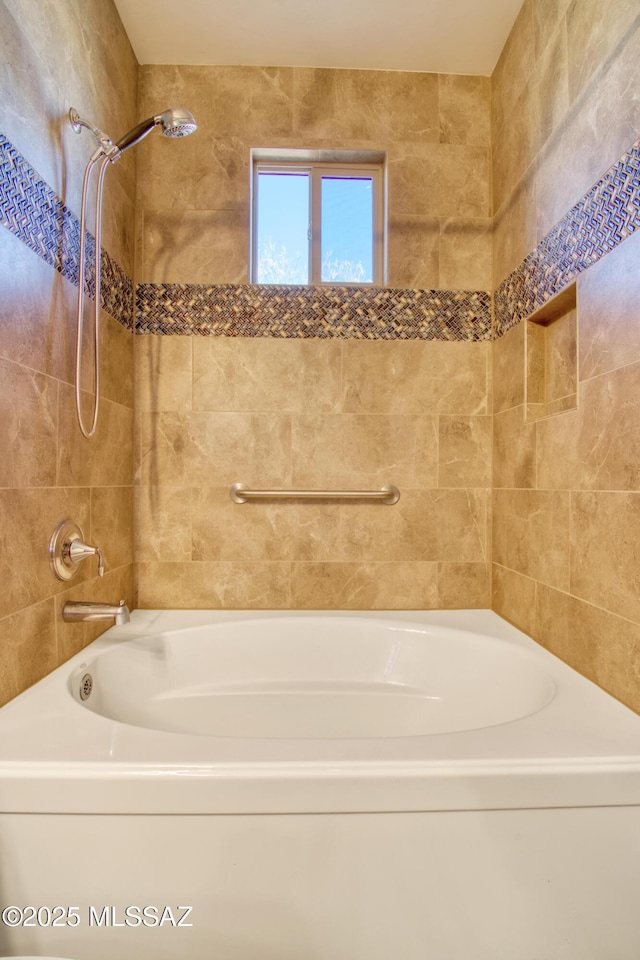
top-left (136, 283), bottom-right (493, 340)
top-left (495, 139), bottom-right (640, 336)
top-left (0, 133), bottom-right (133, 329)
top-left (5, 127), bottom-right (640, 342)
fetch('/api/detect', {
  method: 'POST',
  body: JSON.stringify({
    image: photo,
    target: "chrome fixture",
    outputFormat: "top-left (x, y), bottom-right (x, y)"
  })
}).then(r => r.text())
top-left (230, 483), bottom-right (400, 504)
top-left (78, 672), bottom-right (94, 701)
top-left (62, 600), bottom-right (130, 626)
top-left (114, 108), bottom-right (198, 153)
top-left (69, 105), bottom-right (197, 439)
top-left (50, 520), bottom-right (104, 581)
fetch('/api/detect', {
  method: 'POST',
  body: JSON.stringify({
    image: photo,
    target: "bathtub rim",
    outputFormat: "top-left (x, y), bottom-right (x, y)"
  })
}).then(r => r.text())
top-left (1, 609), bottom-right (640, 815)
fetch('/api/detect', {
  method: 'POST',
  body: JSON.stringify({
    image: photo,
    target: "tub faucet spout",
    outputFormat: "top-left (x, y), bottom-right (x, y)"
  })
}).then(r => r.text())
top-left (62, 600), bottom-right (130, 625)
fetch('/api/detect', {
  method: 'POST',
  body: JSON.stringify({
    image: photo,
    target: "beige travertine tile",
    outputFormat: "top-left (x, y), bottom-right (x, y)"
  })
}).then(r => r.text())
top-left (0, 598), bottom-right (57, 707)
top-left (493, 324), bottom-right (525, 413)
top-left (136, 561), bottom-right (291, 608)
top-left (545, 309), bottom-right (577, 403)
top-left (493, 405), bottom-right (536, 489)
top-left (439, 219), bottom-right (493, 291)
top-left (536, 583), bottom-right (640, 713)
top-left (57, 386), bottom-right (134, 487)
top-left (526, 321), bottom-right (546, 405)
top-left (335, 489), bottom-right (487, 563)
top-left (492, 79), bottom-right (540, 215)
top-left (535, 584), bottom-right (597, 678)
top-left (491, 0), bottom-right (535, 134)
top-left (532, 0), bottom-right (572, 58)
top-left (532, 17), bottom-right (569, 149)
top-left (192, 339), bottom-right (341, 413)
top-left (0, 0), bottom-right (137, 218)
top-left (140, 64), bottom-right (294, 141)
top-left (0, 488), bottom-right (92, 619)
top-left (56, 564), bottom-right (134, 661)
top-left (565, 0), bottom-right (639, 102)
top-left (292, 68), bottom-right (439, 143)
top-left (438, 562), bottom-right (490, 609)
top-left (491, 563), bottom-right (538, 638)
top-left (386, 216), bottom-right (440, 289)
top-left (101, 312), bottom-right (134, 409)
top-left (426, 489), bottom-right (488, 562)
top-left (138, 134), bottom-right (251, 213)
top-left (388, 143), bottom-right (490, 219)
top-left (342, 341), bottom-right (488, 415)
top-left (0, 358), bottom-right (58, 488)
top-left (135, 486), bottom-right (193, 562)
top-left (0, 630), bottom-right (19, 707)
top-left (387, 144), bottom-right (442, 219)
top-left (135, 335), bottom-right (192, 413)
top-left (290, 562), bottom-right (439, 610)
top-left (192, 487), bottom-right (341, 562)
top-left (91, 486), bottom-right (133, 570)
top-left (536, 362), bottom-right (640, 491)
top-left (290, 414), bottom-right (437, 489)
top-left (579, 229), bottom-right (640, 381)
top-left (493, 171), bottom-right (537, 283)
top-left (333, 500), bottom-right (408, 562)
top-left (413, 419), bottom-right (441, 488)
top-left (438, 416), bottom-right (491, 488)
top-left (543, 394), bottom-right (576, 417)
top-left (437, 144), bottom-right (491, 219)
top-left (571, 491), bottom-right (640, 624)
top-left (139, 412), bottom-right (291, 486)
top-left (439, 75), bottom-right (490, 147)
top-left (142, 209), bottom-right (248, 284)
top-left (0, 230), bottom-right (72, 383)
top-left (493, 489), bottom-right (571, 590)
top-left (534, 24), bottom-right (640, 243)
top-left (101, 179), bottom-right (136, 279)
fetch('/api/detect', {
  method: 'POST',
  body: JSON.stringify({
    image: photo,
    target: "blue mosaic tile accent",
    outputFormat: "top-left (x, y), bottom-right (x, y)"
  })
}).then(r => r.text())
top-left (495, 140), bottom-right (640, 336)
top-left (6, 126), bottom-right (640, 343)
top-left (0, 132), bottom-right (132, 329)
top-left (136, 282), bottom-right (493, 340)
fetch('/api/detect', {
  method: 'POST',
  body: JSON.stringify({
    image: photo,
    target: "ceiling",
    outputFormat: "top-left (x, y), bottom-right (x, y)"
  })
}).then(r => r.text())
top-left (113, 0), bottom-right (524, 76)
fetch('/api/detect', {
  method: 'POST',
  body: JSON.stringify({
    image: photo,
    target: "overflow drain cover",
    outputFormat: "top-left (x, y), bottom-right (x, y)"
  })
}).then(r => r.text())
top-left (79, 673), bottom-right (93, 701)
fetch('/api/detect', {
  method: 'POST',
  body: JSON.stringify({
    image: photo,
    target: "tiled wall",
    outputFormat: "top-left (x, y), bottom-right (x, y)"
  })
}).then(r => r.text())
top-left (135, 336), bottom-right (491, 609)
top-left (0, 0), bottom-right (137, 707)
top-left (136, 65), bottom-right (492, 290)
top-left (133, 64), bottom-right (494, 609)
top-left (491, 1), bottom-right (640, 713)
top-left (4, 0), bottom-right (640, 714)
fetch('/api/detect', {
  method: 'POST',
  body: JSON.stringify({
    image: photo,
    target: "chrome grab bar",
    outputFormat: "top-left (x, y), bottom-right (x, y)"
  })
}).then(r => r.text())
top-left (230, 483), bottom-right (400, 504)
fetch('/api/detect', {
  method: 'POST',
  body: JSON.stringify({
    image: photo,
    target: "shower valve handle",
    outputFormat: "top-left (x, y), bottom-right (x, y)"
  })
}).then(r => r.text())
top-left (50, 521), bottom-right (105, 581)
top-left (68, 538), bottom-right (105, 578)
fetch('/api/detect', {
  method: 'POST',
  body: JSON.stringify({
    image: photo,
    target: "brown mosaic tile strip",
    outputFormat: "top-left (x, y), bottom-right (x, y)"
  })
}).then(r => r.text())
top-left (0, 132), bottom-right (133, 329)
top-left (135, 283), bottom-right (493, 340)
top-left (495, 139), bottom-right (640, 336)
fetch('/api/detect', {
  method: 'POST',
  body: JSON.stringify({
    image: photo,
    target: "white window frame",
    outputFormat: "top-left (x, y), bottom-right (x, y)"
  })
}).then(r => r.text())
top-left (251, 158), bottom-right (385, 286)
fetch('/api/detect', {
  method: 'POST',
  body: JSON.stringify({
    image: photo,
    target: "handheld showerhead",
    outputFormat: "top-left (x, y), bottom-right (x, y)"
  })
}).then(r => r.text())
top-left (69, 103), bottom-right (197, 439)
top-left (114, 107), bottom-right (197, 154)
top-left (158, 108), bottom-right (198, 139)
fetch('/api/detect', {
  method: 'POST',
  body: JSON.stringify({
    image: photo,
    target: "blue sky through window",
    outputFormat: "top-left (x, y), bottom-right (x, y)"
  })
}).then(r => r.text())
top-left (256, 172), bottom-right (309, 284)
top-left (321, 176), bottom-right (373, 283)
top-left (256, 170), bottom-right (374, 284)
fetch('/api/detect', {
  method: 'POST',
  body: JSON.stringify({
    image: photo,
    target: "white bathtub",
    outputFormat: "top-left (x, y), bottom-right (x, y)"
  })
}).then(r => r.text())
top-left (0, 609), bottom-right (639, 959)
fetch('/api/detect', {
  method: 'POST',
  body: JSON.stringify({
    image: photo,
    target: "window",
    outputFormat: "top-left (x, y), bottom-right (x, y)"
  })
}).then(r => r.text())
top-left (251, 155), bottom-right (385, 286)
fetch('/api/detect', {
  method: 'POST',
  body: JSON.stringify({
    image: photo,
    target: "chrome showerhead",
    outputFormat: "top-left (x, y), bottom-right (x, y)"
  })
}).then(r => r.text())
top-left (158, 107), bottom-right (198, 139)
top-left (114, 107), bottom-right (197, 154)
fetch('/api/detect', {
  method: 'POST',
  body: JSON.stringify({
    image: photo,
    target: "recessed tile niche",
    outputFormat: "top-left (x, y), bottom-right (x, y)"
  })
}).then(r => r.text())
top-left (525, 284), bottom-right (577, 422)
